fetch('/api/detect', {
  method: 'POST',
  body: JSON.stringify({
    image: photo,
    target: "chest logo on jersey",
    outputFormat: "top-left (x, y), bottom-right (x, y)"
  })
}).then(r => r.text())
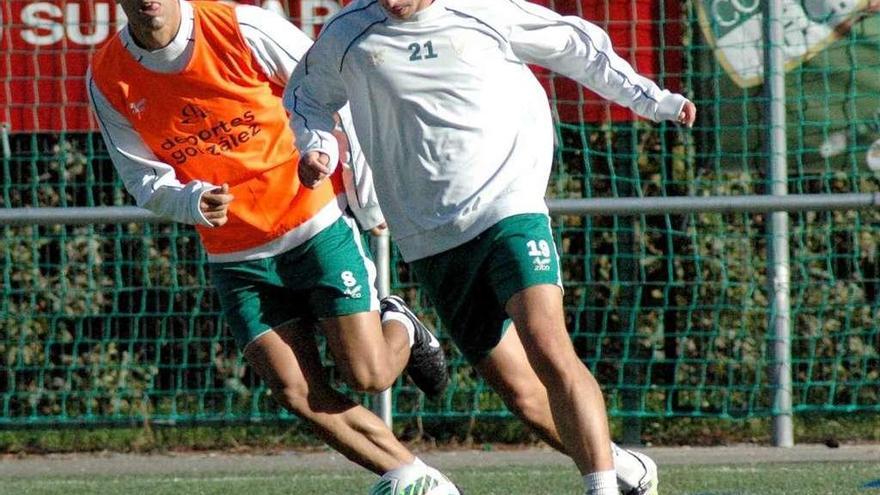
top-left (128, 98), bottom-right (147, 118)
top-left (368, 48), bottom-right (387, 67)
top-left (180, 103), bottom-right (210, 125)
top-left (449, 37), bottom-right (465, 57)
top-left (160, 109), bottom-right (262, 165)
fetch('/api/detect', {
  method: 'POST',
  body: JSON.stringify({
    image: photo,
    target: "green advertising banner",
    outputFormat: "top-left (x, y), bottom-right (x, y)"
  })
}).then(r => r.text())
top-left (695, 1), bottom-right (880, 172)
top-left (696, 0), bottom-right (871, 88)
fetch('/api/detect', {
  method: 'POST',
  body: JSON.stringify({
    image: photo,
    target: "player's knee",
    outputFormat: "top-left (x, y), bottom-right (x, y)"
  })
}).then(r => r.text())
top-left (348, 371), bottom-right (395, 394)
top-left (528, 349), bottom-right (582, 387)
top-left (345, 363), bottom-right (395, 393)
top-left (274, 383), bottom-right (311, 414)
top-left (277, 384), bottom-right (344, 418)
top-left (517, 325), bottom-right (579, 373)
top-left (350, 381), bottom-right (388, 394)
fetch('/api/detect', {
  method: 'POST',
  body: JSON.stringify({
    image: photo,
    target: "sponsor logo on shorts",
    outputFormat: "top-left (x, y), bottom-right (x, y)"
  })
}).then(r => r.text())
top-left (532, 257), bottom-right (551, 271)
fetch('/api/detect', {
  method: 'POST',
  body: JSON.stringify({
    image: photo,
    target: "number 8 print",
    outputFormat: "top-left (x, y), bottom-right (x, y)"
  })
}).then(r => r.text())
top-left (341, 270), bottom-right (358, 287)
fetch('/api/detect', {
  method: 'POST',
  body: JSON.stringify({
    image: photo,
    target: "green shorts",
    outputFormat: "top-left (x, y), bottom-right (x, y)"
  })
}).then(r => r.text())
top-left (411, 213), bottom-right (562, 364)
top-left (209, 215), bottom-right (378, 350)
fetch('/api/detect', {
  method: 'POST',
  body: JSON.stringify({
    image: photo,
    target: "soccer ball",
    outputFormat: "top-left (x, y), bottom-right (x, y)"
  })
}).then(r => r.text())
top-left (368, 464), bottom-right (461, 495)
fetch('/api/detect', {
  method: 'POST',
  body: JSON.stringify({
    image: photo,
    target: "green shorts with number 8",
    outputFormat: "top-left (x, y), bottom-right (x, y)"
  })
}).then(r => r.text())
top-left (210, 215), bottom-right (378, 350)
top-left (411, 213), bottom-right (562, 364)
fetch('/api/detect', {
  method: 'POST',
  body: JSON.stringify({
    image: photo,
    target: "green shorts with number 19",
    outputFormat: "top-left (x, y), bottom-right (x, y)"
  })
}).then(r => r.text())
top-left (411, 213), bottom-right (562, 364)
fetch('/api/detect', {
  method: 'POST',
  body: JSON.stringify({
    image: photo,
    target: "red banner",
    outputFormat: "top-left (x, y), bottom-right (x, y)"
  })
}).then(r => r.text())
top-left (532, 0), bottom-right (683, 123)
top-left (1, 1), bottom-right (126, 132)
top-left (0, 0), bottom-right (681, 132)
top-left (0, 0), bottom-right (348, 133)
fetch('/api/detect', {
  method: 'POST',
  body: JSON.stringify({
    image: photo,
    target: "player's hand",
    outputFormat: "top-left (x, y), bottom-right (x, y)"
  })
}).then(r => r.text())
top-left (369, 222), bottom-right (388, 236)
top-left (299, 151), bottom-right (331, 189)
top-left (200, 183), bottom-right (234, 227)
top-left (678, 100), bottom-right (697, 128)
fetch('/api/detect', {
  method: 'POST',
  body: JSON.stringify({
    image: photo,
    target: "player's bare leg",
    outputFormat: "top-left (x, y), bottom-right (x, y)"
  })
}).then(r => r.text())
top-left (504, 284), bottom-right (617, 493)
top-left (477, 325), bottom-right (658, 495)
top-left (244, 322), bottom-right (414, 474)
top-left (322, 311), bottom-right (410, 393)
top-left (476, 325), bottom-right (567, 452)
top-left (322, 300), bottom-right (449, 398)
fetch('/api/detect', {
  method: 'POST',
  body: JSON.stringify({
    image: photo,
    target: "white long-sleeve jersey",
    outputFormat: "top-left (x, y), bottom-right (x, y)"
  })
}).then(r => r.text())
top-left (284, 0), bottom-right (689, 262)
top-left (88, 0), bottom-right (384, 253)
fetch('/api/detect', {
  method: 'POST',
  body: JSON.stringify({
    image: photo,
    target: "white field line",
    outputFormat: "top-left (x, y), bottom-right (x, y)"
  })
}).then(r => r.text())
top-left (8, 472), bottom-right (364, 485)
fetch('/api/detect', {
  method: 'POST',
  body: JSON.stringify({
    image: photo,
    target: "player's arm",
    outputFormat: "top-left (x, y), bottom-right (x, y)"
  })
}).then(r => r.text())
top-left (501, 0), bottom-right (695, 126)
top-left (336, 105), bottom-right (386, 232)
top-left (87, 72), bottom-right (232, 226)
top-left (282, 35), bottom-right (349, 188)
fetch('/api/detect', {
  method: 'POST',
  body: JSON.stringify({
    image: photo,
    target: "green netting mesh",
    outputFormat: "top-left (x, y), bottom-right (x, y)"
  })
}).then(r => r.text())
top-left (2, 1), bottom-right (880, 427)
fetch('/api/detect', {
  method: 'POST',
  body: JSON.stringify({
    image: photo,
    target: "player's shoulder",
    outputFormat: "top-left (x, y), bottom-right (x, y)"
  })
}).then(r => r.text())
top-left (334, 0), bottom-right (382, 18)
top-left (317, 0), bottom-right (384, 41)
top-left (233, 3), bottom-right (307, 38)
top-left (90, 31), bottom-right (124, 73)
top-left (442, 0), bottom-right (515, 20)
top-left (234, 2), bottom-right (287, 25)
top-left (234, 3), bottom-right (272, 20)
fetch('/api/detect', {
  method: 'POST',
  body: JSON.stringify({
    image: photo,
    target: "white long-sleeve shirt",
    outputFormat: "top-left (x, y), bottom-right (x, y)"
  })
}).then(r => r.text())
top-left (284, 0), bottom-right (689, 262)
top-left (88, 0), bottom-right (384, 245)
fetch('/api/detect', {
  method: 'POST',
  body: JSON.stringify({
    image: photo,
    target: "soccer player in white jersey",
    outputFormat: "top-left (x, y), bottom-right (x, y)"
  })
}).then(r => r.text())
top-left (88, 0), bottom-right (454, 486)
top-left (284, 0), bottom-right (696, 493)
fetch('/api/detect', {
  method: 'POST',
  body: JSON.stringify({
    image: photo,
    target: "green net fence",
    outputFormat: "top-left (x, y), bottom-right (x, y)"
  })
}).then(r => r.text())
top-left (2, 0), bottom-right (880, 428)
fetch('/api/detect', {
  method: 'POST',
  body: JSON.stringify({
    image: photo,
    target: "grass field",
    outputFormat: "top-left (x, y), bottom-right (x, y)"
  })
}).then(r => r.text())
top-left (3, 461), bottom-right (879, 495)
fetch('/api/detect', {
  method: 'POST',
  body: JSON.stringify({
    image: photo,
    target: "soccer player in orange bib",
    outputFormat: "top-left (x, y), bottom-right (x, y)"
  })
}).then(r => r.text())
top-left (88, 0), bottom-right (453, 484)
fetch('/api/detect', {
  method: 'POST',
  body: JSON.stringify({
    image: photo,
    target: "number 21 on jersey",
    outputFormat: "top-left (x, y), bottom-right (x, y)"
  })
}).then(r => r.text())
top-left (409, 40), bottom-right (438, 61)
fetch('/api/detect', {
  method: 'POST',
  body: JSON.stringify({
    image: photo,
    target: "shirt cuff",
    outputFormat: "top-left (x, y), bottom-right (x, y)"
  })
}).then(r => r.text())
top-left (350, 204), bottom-right (386, 231)
top-left (301, 129), bottom-right (341, 176)
top-left (189, 181), bottom-right (217, 227)
top-left (655, 93), bottom-right (688, 123)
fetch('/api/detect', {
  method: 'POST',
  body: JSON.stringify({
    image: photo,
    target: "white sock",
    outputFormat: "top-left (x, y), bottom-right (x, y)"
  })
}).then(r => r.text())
top-left (611, 441), bottom-right (654, 490)
top-left (382, 457), bottom-right (425, 478)
top-left (382, 311), bottom-right (415, 347)
top-left (583, 470), bottom-right (618, 495)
